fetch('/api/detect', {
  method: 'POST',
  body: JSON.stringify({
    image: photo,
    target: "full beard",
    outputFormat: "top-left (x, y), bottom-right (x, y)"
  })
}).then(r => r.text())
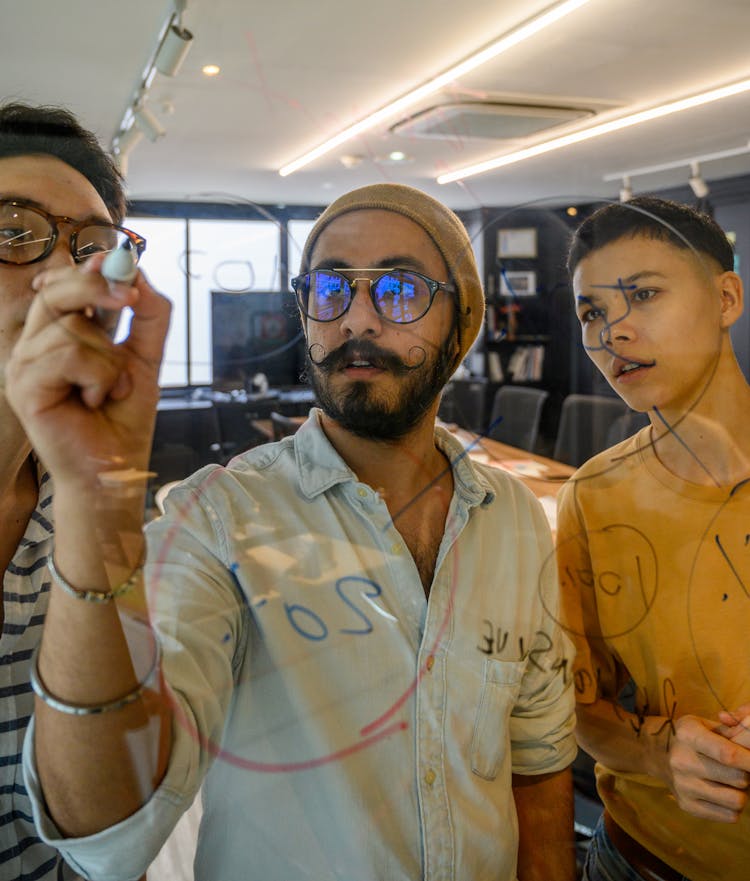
top-left (306, 337), bottom-right (456, 442)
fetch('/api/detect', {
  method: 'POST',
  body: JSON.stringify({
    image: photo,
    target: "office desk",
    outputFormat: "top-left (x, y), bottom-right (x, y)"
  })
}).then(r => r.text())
top-left (248, 420), bottom-right (572, 491)
top-left (444, 425), bottom-right (573, 498)
top-left (247, 419), bottom-right (572, 498)
top-left (151, 398), bottom-right (222, 483)
top-left (442, 425), bottom-right (574, 533)
top-left (250, 415), bottom-right (306, 443)
top-left (156, 398), bottom-right (214, 412)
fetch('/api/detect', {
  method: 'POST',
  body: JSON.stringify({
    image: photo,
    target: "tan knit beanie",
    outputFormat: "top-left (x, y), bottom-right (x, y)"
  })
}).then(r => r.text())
top-left (299, 183), bottom-right (485, 363)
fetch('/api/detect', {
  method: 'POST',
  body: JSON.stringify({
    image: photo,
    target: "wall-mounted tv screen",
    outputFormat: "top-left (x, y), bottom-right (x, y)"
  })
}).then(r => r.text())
top-left (211, 290), bottom-right (305, 391)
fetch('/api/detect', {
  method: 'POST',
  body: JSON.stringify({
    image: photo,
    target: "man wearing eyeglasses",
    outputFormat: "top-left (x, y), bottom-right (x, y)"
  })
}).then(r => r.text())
top-left (9, 183), bottom-right (576, 880)
top-left (0, 102), bottom-right (164, 881)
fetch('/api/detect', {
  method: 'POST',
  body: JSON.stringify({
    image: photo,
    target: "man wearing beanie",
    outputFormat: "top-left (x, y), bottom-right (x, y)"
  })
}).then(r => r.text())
top-left (11, 184), bottom-right (576, 880)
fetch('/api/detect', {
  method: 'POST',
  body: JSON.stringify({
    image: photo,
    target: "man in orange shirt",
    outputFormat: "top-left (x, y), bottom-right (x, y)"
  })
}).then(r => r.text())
top-left (559, 196), bottom-right (750, 880)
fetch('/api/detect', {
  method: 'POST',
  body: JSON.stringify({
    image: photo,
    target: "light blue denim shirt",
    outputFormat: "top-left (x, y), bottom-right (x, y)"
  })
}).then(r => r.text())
top-left (26, 410), bottom-right (575, 881)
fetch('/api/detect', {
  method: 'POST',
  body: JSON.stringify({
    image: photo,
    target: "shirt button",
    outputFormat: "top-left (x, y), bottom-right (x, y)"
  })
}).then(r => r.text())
top-left (390, 542), bottom-right (401, 554)
top-left (357, 488), bottom-right (368, 498)
top-left (424, 769), bottom-right (436, 786)
top-left (426, 655), bottom-right (435, 672)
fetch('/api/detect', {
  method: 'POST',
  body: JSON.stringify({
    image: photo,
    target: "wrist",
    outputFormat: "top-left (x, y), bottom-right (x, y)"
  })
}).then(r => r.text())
top-left (640, 714), bottom-right (677, 782)
top-left (51, 491), bottom-right (147, 594)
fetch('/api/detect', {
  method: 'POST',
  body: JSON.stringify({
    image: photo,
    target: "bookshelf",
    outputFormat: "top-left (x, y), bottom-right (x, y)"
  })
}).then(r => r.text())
top-left (484, 289), bottom-right (551, 385)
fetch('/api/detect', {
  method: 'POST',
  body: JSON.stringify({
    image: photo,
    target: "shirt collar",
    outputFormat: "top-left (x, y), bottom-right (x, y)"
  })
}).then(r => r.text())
top-left (295, 410), bottom-right (358, 499)
top-left (294, 409), bottom-right (494, 508)
top-left (433, 426), bottom-right (495, 507)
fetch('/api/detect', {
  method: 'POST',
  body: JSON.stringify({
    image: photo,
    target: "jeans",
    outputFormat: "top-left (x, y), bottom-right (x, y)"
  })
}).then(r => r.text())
top-left (582, 815), bottom-right (691, 881)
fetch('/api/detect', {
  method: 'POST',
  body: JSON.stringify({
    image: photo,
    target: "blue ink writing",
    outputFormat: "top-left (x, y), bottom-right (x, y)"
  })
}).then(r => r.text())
top-left (262, 577), bottom-right (384, 642)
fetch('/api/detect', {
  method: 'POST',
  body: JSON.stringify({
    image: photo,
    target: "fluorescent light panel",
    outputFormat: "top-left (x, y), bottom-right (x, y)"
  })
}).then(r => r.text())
top-left (437, 77), bottom-right (750, 184)
top-left (278, 0), bottom-right (593, 177)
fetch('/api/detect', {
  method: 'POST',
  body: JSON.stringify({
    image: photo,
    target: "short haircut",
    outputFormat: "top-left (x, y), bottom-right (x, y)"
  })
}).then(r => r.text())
top-left (567, 195), bottom-right (735, 276)
top-left (0, 102), bottom-right (126, 223)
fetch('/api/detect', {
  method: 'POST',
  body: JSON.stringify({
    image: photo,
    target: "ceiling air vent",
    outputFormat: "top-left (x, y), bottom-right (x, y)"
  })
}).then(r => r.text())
top-left (390, 101), bottom-right (593, 141)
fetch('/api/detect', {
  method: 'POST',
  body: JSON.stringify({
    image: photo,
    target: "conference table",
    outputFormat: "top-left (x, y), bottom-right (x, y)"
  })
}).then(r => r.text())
top-left (249, 417), bottom-right (573, 521)
top-left (438, 424), bottom-right (574, 533)
top-left (251, 417), bottom-right (573, 491)
top-left (440, 424), bottom-right (574, 497)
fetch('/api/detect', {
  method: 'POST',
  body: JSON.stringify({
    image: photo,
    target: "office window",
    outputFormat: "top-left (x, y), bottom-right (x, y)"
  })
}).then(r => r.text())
top-left (188, 220), bottom-right (281, 385)
top-left (125, 216), bottom-right (283, 387)
top-left (288, 220), bottom-right (316, 281)
top-left (126, 216), bottom-right (188, 386)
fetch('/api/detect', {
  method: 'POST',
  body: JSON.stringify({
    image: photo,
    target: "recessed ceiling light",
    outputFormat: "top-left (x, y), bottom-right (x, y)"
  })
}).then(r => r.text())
top-left (202, 64), bottom-right (221, 77)
top-left (378, 150), bottom-right (414, 164)
top-left (339, 154), bottom-right (365, 169)
top-left (566, 206), bottom-right (578, 216)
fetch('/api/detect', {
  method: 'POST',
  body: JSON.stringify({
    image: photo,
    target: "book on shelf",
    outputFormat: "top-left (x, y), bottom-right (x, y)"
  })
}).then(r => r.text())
top-left (488, 350), bottom-right (504, 382)
top-left (507, 345), bottom-right (545, 382)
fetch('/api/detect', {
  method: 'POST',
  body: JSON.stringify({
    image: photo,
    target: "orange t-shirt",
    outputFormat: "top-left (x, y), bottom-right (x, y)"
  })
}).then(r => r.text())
top-left (557, 427), bottom-right (750, 881)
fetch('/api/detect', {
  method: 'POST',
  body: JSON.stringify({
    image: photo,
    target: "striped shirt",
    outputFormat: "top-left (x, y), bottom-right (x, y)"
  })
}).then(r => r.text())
top-left (1, 459), bottom-right (78, 881)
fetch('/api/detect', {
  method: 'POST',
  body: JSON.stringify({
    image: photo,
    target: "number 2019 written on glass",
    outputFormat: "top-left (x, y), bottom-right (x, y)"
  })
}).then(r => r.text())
top-left (263, 577), bottom-right (384, 642)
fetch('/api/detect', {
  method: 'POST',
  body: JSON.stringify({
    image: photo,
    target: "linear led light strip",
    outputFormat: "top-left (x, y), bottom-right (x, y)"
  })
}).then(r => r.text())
top-left (278, 0), bottom-right (593, 177)
top-left (437, 77), bottom-right (750, 184)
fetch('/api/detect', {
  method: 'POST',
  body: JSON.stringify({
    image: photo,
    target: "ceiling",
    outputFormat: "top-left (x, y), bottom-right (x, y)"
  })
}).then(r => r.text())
top-left (6, 0), bottom-right (750, 211)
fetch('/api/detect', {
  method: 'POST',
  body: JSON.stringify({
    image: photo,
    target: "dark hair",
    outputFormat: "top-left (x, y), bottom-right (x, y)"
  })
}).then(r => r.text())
top-left (0, 102), bottom-right (126, 223)
top-left (567, 195), bottom-right (735, 277)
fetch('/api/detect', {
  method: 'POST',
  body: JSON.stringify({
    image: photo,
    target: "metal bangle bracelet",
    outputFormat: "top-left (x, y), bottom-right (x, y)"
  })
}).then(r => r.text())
top-left (29, 640), bottom-right (162, 716)
top-left (48, 549), bottom-right (145, 603)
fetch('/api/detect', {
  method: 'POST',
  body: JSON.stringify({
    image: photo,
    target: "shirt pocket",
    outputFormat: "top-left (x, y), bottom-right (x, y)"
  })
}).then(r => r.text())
top-left (470, 657), bottom-right (526, 781)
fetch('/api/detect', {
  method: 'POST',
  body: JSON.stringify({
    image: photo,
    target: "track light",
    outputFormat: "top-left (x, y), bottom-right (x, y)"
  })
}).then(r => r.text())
top-left (111, 2), bottom-right (193, 160)
top-left (114, 125), bottom-right (144, 174)
top-left (155, 23), bottom-right (193, 76)
top-left (688, 161), bottom-right (710, 199)
top-left (116, 125), bottom-right (144, 155)
top-left (619, 176), bottom-right (633, 202)
top-left (134, 106), bottom-right (166, 141)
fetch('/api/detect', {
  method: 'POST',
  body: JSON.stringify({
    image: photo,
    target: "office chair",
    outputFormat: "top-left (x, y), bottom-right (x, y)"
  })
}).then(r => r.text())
top-left (486, 386), bottom-right (549, 452)
top-left (441, 378), bottom-right (487, 433)
top-left (270, 411), bottom-right (302, 441)
top-left (552, 394), bottom-right (629, 467)
top-left (605, 408), bottom-right (650, 448)
top-left (213, 400), bottom-right (261, 461)
top-left (149, 403), bottom-right (222, 484)
top-left (437, 383), bottom-right (457, 424)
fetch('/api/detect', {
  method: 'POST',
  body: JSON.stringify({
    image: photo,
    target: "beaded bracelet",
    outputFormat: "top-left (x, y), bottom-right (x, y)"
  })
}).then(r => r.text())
top-left (29, 640), bottom-right (161, 716)
top-left (48, 549), bottom-right (145, 603)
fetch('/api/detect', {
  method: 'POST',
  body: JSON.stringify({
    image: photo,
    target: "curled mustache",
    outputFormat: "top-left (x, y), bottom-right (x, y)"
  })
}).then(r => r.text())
top-left (308, 339), bottom-right (426, 372)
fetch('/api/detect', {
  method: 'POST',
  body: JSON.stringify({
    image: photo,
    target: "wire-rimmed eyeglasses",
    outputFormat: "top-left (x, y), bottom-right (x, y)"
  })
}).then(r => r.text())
top-left (291, 267), bottom-right (455, 324)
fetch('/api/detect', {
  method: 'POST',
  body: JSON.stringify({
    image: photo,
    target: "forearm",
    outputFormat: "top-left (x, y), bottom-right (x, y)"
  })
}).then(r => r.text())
top-left (5, 255), bottom-right (174, 836)
top-left (35, 486), bottom-right (171, 837)
top-left (512, 768), bottom-right (576, 881)
top-left (0, 402), bottom-right (33, 502)
top-left (575, 697), bottom-right (673, 783)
